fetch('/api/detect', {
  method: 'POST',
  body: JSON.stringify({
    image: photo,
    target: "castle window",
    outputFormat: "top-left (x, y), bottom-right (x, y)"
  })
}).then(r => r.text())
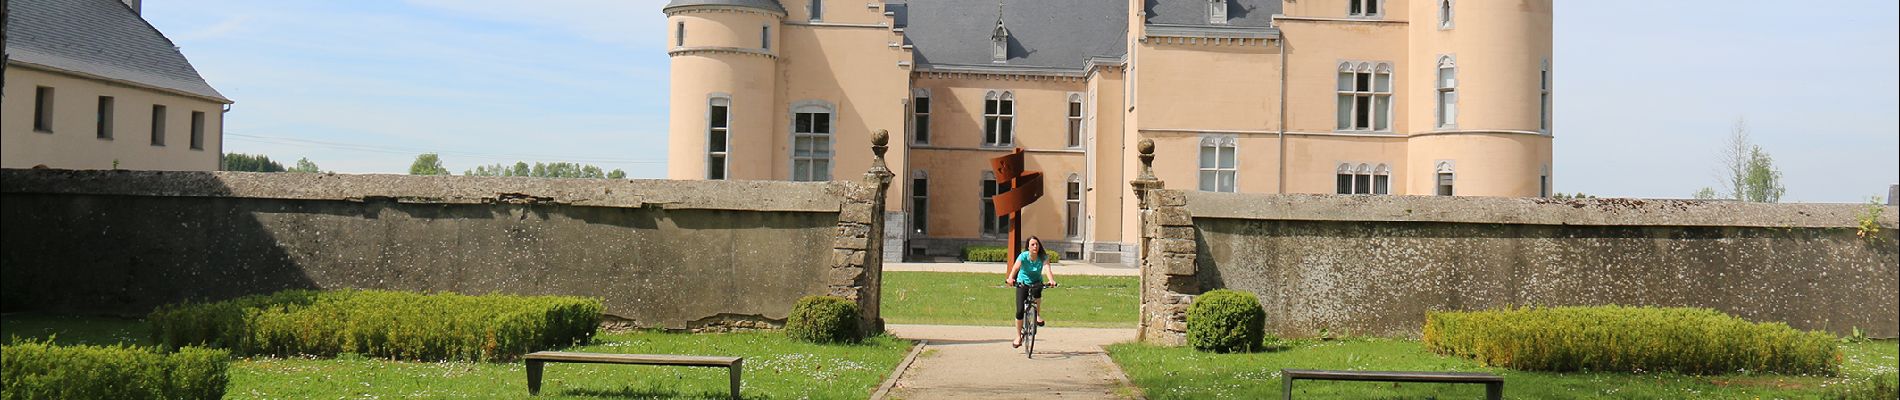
top-left (791, 102), bottom-right (833, 181)
top-left (1539, 165), bottom-right (1551, 197)
top-left (981, 170), bottom-right (1007, 236)
top-left (1209, 0), bottom-right (1228, 24)
top-left (983, 91), bottom-right (1014, 147)
top-left (1067, 93), bottom-right (1084, 148)
top-left (708, 97), bottom-right (731, 180)
top-left (190, 111), bottom-right (205, 150)
top-left (1540, 59), bottom-right (1551, 132)
top-left (762, 26), bottom-right (770, 50)
top-left (1439, 0), bottom-right (1454, 29)
top-left (1435, 161), bottom-right (1456, 196)
top-left (1199, 136), bottom-right (1237, 193)
top-left (676, 22), bottom-right (685, 47)
top-left (1336, 62), bottom-right (1392, 132)
top-left (150, 105), bottom-right (167, 146)
top-left (34, 86), bottom-right (54, 133)
top-left (1066, 174), bottom-right (1084, 238)
top-left (913, 89), bottom-right (931, 145)
top-left (1335, 163), bottom-right (1389, 195)
top-left (1349, 0), bottom-right (1382, 18)
top-left (97, 96), bottom-right (115, 139)
top-left (1437, 56), bottom-right (1458, 129)
top-left (810, 0), bottom-right (823, 21)
top-left (912, 170), bottom-right (928, 234)
top-left (991, 7), bottom-right (1009, 62)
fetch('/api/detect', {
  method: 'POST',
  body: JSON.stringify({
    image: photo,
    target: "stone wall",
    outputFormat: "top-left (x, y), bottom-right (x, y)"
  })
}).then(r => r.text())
top-left (1, 166), bottom-right (891, 332)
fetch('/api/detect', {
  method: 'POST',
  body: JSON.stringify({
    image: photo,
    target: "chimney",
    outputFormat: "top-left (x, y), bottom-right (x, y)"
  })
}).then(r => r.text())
top-left (124, 0), bottom-right (142, 15)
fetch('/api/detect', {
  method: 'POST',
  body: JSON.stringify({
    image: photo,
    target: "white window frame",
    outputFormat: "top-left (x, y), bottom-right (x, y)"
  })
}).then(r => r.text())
top-left (983, 91), bottom-right (1015, 147)
top-left (1348, 0), bottom-right (1383, 18)
top-left (912, 89), bottom-right (931, 145)
top-left (912, 170), bottom-right (929, 234)
top-left (980, 170), bottom-right (1007, 236)
top-left (1438, 0), bottom-right (1454, 29)
top-left (1334, 163), bottom-right (1391, 195)
top-left (1336, 62), bottom-right (1393, 132)
top-left (1209, 0), bottom-right (1228, 24)
top-left (707, 95), bottom-right (732, 180)
top-left (790, 100), bottom-right (834, 182)
top-left (1066, 93), bottom-right (1085, 148)
top-left (1435, 160), bottom-right (1456, 196)
top-left (1066, 174), bottom-right (1084, 238)
top-left (1437, 55), bottom-right (1458, 129)
top-left (1198, 136), bottom-right (1238, 193)
top-left (1540, 59), bottom-right (1552, 133)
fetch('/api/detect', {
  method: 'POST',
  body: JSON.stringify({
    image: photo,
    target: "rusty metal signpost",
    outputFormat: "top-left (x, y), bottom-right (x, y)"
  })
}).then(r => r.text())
top-left (990, 148), bottom-right (1043, 263)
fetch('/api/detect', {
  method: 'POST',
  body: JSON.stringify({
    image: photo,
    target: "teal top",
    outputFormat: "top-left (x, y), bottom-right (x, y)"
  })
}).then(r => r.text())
top-left (1015, 251), bottom-right (1047, 285)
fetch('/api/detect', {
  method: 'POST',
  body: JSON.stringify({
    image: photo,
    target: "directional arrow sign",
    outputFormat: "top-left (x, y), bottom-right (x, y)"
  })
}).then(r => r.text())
top-left (993, 171), bottom-right (1042, 217)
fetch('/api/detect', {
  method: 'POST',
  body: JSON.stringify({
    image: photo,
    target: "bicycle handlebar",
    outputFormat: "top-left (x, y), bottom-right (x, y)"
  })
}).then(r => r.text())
top-left (1007, 282), bottom-right (1057, 288)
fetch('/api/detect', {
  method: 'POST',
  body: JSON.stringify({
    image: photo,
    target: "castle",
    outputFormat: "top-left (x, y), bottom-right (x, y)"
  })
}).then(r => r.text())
top-left (663, 0), bottom-right (1553, 263)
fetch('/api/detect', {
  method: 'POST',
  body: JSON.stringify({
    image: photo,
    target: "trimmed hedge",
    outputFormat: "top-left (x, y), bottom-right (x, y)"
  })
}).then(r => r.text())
top-left (1423, 306), bottom-right (1840, 375)
top-left (961, 246), bottom-right (1061, 263)
top-left (1, 340), bottom-right (228, 400)
top-left (148, 289), bottom-right (602, 362)
top-left (786, 296), bottom-right (861, 344)
top-left (1186, 290), bottom-right (1268, 353)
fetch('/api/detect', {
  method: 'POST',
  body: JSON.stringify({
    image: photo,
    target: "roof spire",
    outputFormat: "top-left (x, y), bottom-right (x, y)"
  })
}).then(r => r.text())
top-left (992, 1), bottom-right (1008, 40)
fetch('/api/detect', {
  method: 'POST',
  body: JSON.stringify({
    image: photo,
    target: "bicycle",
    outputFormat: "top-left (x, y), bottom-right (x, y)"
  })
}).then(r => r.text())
top-left (1012, 282), bottom-right (1056, 358)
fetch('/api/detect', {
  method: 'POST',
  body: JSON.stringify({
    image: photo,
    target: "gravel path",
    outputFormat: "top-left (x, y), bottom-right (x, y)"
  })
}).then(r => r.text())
top-left (884, 324), bottom-right (1140, 399)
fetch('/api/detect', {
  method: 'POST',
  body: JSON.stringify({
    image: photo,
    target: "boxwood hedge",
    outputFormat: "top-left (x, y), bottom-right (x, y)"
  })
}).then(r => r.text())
top-left (148, 289), bottom-right (602, 362)
top-left (1, 340), bottom-right (228, 400)
top-left (1423, 306), bottom-right (1840, 375)
top-left (1186, 289), bottom-right (1268, 353)
top-left (785, 296), bottom-right (861, 344)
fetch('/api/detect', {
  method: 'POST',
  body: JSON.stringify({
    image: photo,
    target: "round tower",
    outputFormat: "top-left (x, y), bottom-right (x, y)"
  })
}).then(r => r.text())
top-left (1405, 0), bottom-right (1553, 196)
top-left (664, 0), bottom-right (784, 180)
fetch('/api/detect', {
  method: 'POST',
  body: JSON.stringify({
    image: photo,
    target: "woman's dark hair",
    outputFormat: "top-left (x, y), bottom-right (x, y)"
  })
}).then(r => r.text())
top-left (1026, 236), bottom-right (1046, 262)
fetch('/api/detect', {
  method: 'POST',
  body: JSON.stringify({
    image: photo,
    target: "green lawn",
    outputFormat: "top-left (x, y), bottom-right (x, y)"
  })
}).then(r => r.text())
top-left (882, 271), bottom-right (1137, 328)
top-left (2, 314), bottom-right (913, 399)
top-left (1107, 338), bottom-right (1900, 399)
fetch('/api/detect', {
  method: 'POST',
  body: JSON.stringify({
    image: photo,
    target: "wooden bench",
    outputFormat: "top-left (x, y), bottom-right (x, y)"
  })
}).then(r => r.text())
top-left (1281, 369), bottom-right (1502, 400)
top-left (524, 351), bottom-right (743, 399)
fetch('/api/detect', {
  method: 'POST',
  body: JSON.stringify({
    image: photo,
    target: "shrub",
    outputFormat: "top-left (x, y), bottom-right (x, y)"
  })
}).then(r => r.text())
top-left (1, 339), bottom-right (229, 400)
top-left (1186, 290), bottom-right (1268, 353)
top-left (1423, 306), bottom-right (1840, 375)
top-left (961, 246), bottom-right (1061, 263)
top-left (785, 296), bottom-right (861, 344)
top-left (148, 289), bottom-right (603, 362)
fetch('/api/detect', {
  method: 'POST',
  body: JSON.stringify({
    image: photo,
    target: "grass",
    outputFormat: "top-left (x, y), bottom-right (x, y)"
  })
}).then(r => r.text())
top-left (882, 271), bottom-right (1137, 328)
top-left (3, 314), bottom-right (913, 399)
top-left (1107, 337), bottom-right (1900, 399)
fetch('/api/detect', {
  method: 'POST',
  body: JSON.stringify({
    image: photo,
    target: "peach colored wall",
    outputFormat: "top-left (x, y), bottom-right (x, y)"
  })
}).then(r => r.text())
top-left (1277, 19), bottom-right (1411, 134)
top-left (779, 0), bottom-right (886, 25)
top-left (1405, 0), bottom-right (1553, 133)
top-left (665, 9), bottom-right (781, 180)
top-left (1086, 69), bottom-right (1128, 245)
top-left (2, 67), bottom-right (225, 171)
top-left (908, 75), bottom-right (1090, 240)
top-left (775, 22), bottom-right (911, 204)
top-left (1132, 43), bottom-right (1280, 132)
top-left (909, 148), bottom-right (1085, 241)
top-left (1405, 133), bottom-right (1551, 196)
top-left (1282, 134), bottom-right (1409, 194)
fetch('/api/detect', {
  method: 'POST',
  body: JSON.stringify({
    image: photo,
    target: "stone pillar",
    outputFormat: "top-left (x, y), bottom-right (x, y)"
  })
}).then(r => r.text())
top-left (828, 129), bottom-right (894, 336)
top-left (1131, 139), bottom-right (1201, 346)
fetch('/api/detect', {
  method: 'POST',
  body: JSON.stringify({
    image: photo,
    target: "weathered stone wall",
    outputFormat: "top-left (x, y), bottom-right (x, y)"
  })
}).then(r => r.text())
top-left (1135, 188), bottom-right (1899, 343)
top-left (1, 167), bottom-right (890, 332)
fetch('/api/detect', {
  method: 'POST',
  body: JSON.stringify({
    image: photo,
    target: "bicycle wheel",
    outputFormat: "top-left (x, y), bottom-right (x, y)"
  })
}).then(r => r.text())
top-left (1023, 304), bottom-right (1038, 358)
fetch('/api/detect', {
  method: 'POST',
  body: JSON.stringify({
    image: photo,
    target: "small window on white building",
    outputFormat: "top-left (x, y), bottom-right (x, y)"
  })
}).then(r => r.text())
top-left (34, 86), bottom-right (54, 133)
top-left (676, 22), bottom-right (685, 47)
top-left (1066, 174), bottom-right (1083, 238)
top-left (791, 102), bottom-right (833, 181)
top-left (1349, 0), bottom-right (1382, 18)
top-left (1209, 0), bottom-right (1228, 24)
top-left (97, 96), bottom-right (115, 139)
top-left (912, 170), bottom-right (929, 234)
top-left (810, 0), bottom-right (823, 21)
top-left (984, 91), bottom-right (1014, 147)
top-left (708, 97), bottom-right (731, 180)
top-left (1439, 0), bottom-right (1454, 29)
top-left (1435, 161), bottom-right (1456, 196)
top-left (913, 89), bottom-right (931, 145)
top-left (1540, 59), bottom-right (1551, 132)
top-left (1336, 62), bottom-right (1392, 132)
top-left (190, 111), bottom-right (205, 150)
top-left (150, 104), bottom-right (167, 146)
top-left (1198, 136), bottom-right (1237, 193)
top-left (1539, 165), bottom-right (1551, 197)
top-left (762, 26), bottom-right (771, 50)
top-left (1437, 56), bottom-right (1458, 129)
top-left (1067, 94), bottom-right (1084, 148)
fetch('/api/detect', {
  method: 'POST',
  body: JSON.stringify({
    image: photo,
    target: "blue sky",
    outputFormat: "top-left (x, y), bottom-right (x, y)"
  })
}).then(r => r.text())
top-left (145, 1), bottom-right (1898, 202)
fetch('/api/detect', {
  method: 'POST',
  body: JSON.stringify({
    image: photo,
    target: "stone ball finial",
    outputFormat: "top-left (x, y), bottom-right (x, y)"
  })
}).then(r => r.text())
top-left (1138, 138), bottom-right (1155, 155)
top-left (872, 129), bottom-right (890, 147)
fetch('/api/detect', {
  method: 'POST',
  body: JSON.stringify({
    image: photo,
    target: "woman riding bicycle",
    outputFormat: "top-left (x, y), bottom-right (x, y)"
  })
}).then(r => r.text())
top-left (1006, 236), bottom-right (1057, 348)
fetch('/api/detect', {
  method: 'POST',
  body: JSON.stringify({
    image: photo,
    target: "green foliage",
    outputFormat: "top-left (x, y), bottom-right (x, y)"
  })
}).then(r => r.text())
top-left (464, 161), bottom-right (626, 179)
top-left (220, 153), bottom-right (285, 172)
top-left (1, 339), bottom-right (228, 400)
top-left (882, 271), bottom-right (1137, 328)
top-left (1423, 305), bottom-right (1839, 375)
top-left (288, 157), bottom-right (323, 173)
top-left (1716, 119), bottom-right (1786, 203)
top-left (785, 296), bottom-right (861, 344)
top-left (1858, 198), bottom-right (1888, 244)
top-left (408, 153), bottom-right (450, 175)
top-left (1185, 289), bottom-right (1268, 353)
top-left (147, 289), bottom-right (602, 362)
top-left (1692, 187), bottom-right (1721, 200)
top-left (1826, 371), bottom-right (1898, 400)
top-left (960, 246), bottom-right (1061, 263)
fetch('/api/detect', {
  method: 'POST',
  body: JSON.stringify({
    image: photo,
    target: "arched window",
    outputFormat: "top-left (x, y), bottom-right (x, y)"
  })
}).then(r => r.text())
top-left (1337, 62), bottom-right (1392, 131)
top-left (912, 89), bottom-right (931, 145)
top-left (1335, 163), bottom-right (1390, 194)
top-left (1066, 174), bottom-right (1084, 238)
top-left (1199, 136), bottom-right (1237, 192)
top-left (980, 170), bottom-right (1007, 236)
top-left (1374, 164), bottom-right (1391, 195)
top-left (1439, 0), bottom-right (1454, 29)
top-left (1067, 93), bottom-right (1085, 148)
top-left (1540, 59), bottom-right (1552, 132)
top-left (707, 96), bottom-right (731, 180)
top-left (791, 101), bottom-right (833, 181)
top-left (676, 22), bottom-right (685, 47)
top-left (911, 170), bottom-right (929, 234)
top-left (983, 91), bottom-right (1014, 147)
top-left (1437, 56), bottom-right (1458, 129)
top-left (1435, 160), bottom-right (1456, 196)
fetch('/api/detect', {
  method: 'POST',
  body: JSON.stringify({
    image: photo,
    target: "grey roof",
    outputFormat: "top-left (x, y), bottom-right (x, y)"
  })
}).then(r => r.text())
top-left (903, 0), bottom-right (1127, 73)
top-left (6, 0), bottom-right (230, 103)
top-left (1144, 0), bottom-right (1280, 28)
top-left (663, 0), bottom-right (786, 14)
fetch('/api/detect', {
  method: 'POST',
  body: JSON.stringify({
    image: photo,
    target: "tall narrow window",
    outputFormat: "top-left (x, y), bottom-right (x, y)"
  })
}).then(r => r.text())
top-left (1539, 165), bottom-right (1551, 197)
top-left (34, 86), bottom-right (55, 133)
top-left (676, 22), bottom-right (685, 47)
top-left (981, 171), bottom-right (1006, 235)
top-left (912, 89), bottom-right (931, 145)
top-left (761, 26), bottom-right (770, 50)
top-left (791, 103), bottom-right (832, 181)
top-left (97, 96), bottom-right (115, 139)
top-left (150, 105), bottom-right (167, 146)
top-left (1198, 137), bottom-right (1237, 192)
top-left (1067, 94), bottom-right (1084, 148)
top-left (1336, 164), bottom-right (1354, 194)
top-left (1336, 62), bottom-right (1392, 131)
top-left (1209, 0), bottom-right (1228, 24)
top-left (1439, 0), bottom-right (1454, 29)
top-left (810, 0), bottom-right (823, 21)
top-left (708, 97), bottom-right (731, 180)
top-left (1373, 164), bottom-right (1391, 195)
top-left (1066, 175), bottom-right (1083, 238)
top-left (912, 171), bottom-right (929, 234)
top-left (1349, 0), bottom-right (1382, 17)
top-left (190, 111), bottom-right (205, 150)
top-left (1540, 60), bottom-right (1551, 132)
top-left (1437, 56), bottom-right (1458, 128)
top-left (1435, 161), bottom-right (1455, 196)
top-left (983, 91), bottom-right (1014, 147)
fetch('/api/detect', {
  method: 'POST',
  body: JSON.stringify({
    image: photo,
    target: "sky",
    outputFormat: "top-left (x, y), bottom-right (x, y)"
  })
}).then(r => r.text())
top-left (144, 0), bottom-right (1899, 202)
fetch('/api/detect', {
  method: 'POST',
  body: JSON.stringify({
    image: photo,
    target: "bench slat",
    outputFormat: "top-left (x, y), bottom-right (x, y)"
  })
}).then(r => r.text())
top-left (1282, 369), bottom-right (1502, 383)
top-left (525, 351), bottom-right (740, 367)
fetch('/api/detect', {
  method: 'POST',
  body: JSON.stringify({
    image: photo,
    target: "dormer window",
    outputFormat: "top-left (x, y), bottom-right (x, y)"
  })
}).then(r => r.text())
top-left (991, 4), bottom-right (1009, 62)
top-left (1209, 0), bottom-right (1228, 24)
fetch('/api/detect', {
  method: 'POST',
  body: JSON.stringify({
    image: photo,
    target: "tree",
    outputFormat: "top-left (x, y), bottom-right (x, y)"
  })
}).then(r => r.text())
top-left (1692, 187), bottom-right (1720, 200)
top-left (608, 169), bottom-right (627, 179)
top-left (409, 153), bottom-right (450, 176)
top-left (463, 161), bottom-right (626, 179)
top-left (221, 153), bottom-right (286, 172)
top-left (1712, 119), bottom-right (1785, 202)
top-left (288, 157), bottom-right (323, 173)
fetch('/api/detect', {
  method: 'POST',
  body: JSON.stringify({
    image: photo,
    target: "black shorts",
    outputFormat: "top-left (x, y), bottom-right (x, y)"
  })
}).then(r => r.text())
top-left (1014, 284), bottom-right (1044, 320)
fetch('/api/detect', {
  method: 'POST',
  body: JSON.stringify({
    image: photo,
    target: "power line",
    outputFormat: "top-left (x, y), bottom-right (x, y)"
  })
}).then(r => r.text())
top-left (224, 132), bottom-right (667, 164)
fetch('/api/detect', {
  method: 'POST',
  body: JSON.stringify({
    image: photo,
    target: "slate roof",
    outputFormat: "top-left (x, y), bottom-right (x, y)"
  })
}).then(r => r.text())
top-left (902, 0), bottom-right (1127, 73)
top-left (6, 0), bottom-right (230, 103)
top-left (663, 0), bottom-right (787, 14)
top-left (1144, 0), bottom-right (1280, 28)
